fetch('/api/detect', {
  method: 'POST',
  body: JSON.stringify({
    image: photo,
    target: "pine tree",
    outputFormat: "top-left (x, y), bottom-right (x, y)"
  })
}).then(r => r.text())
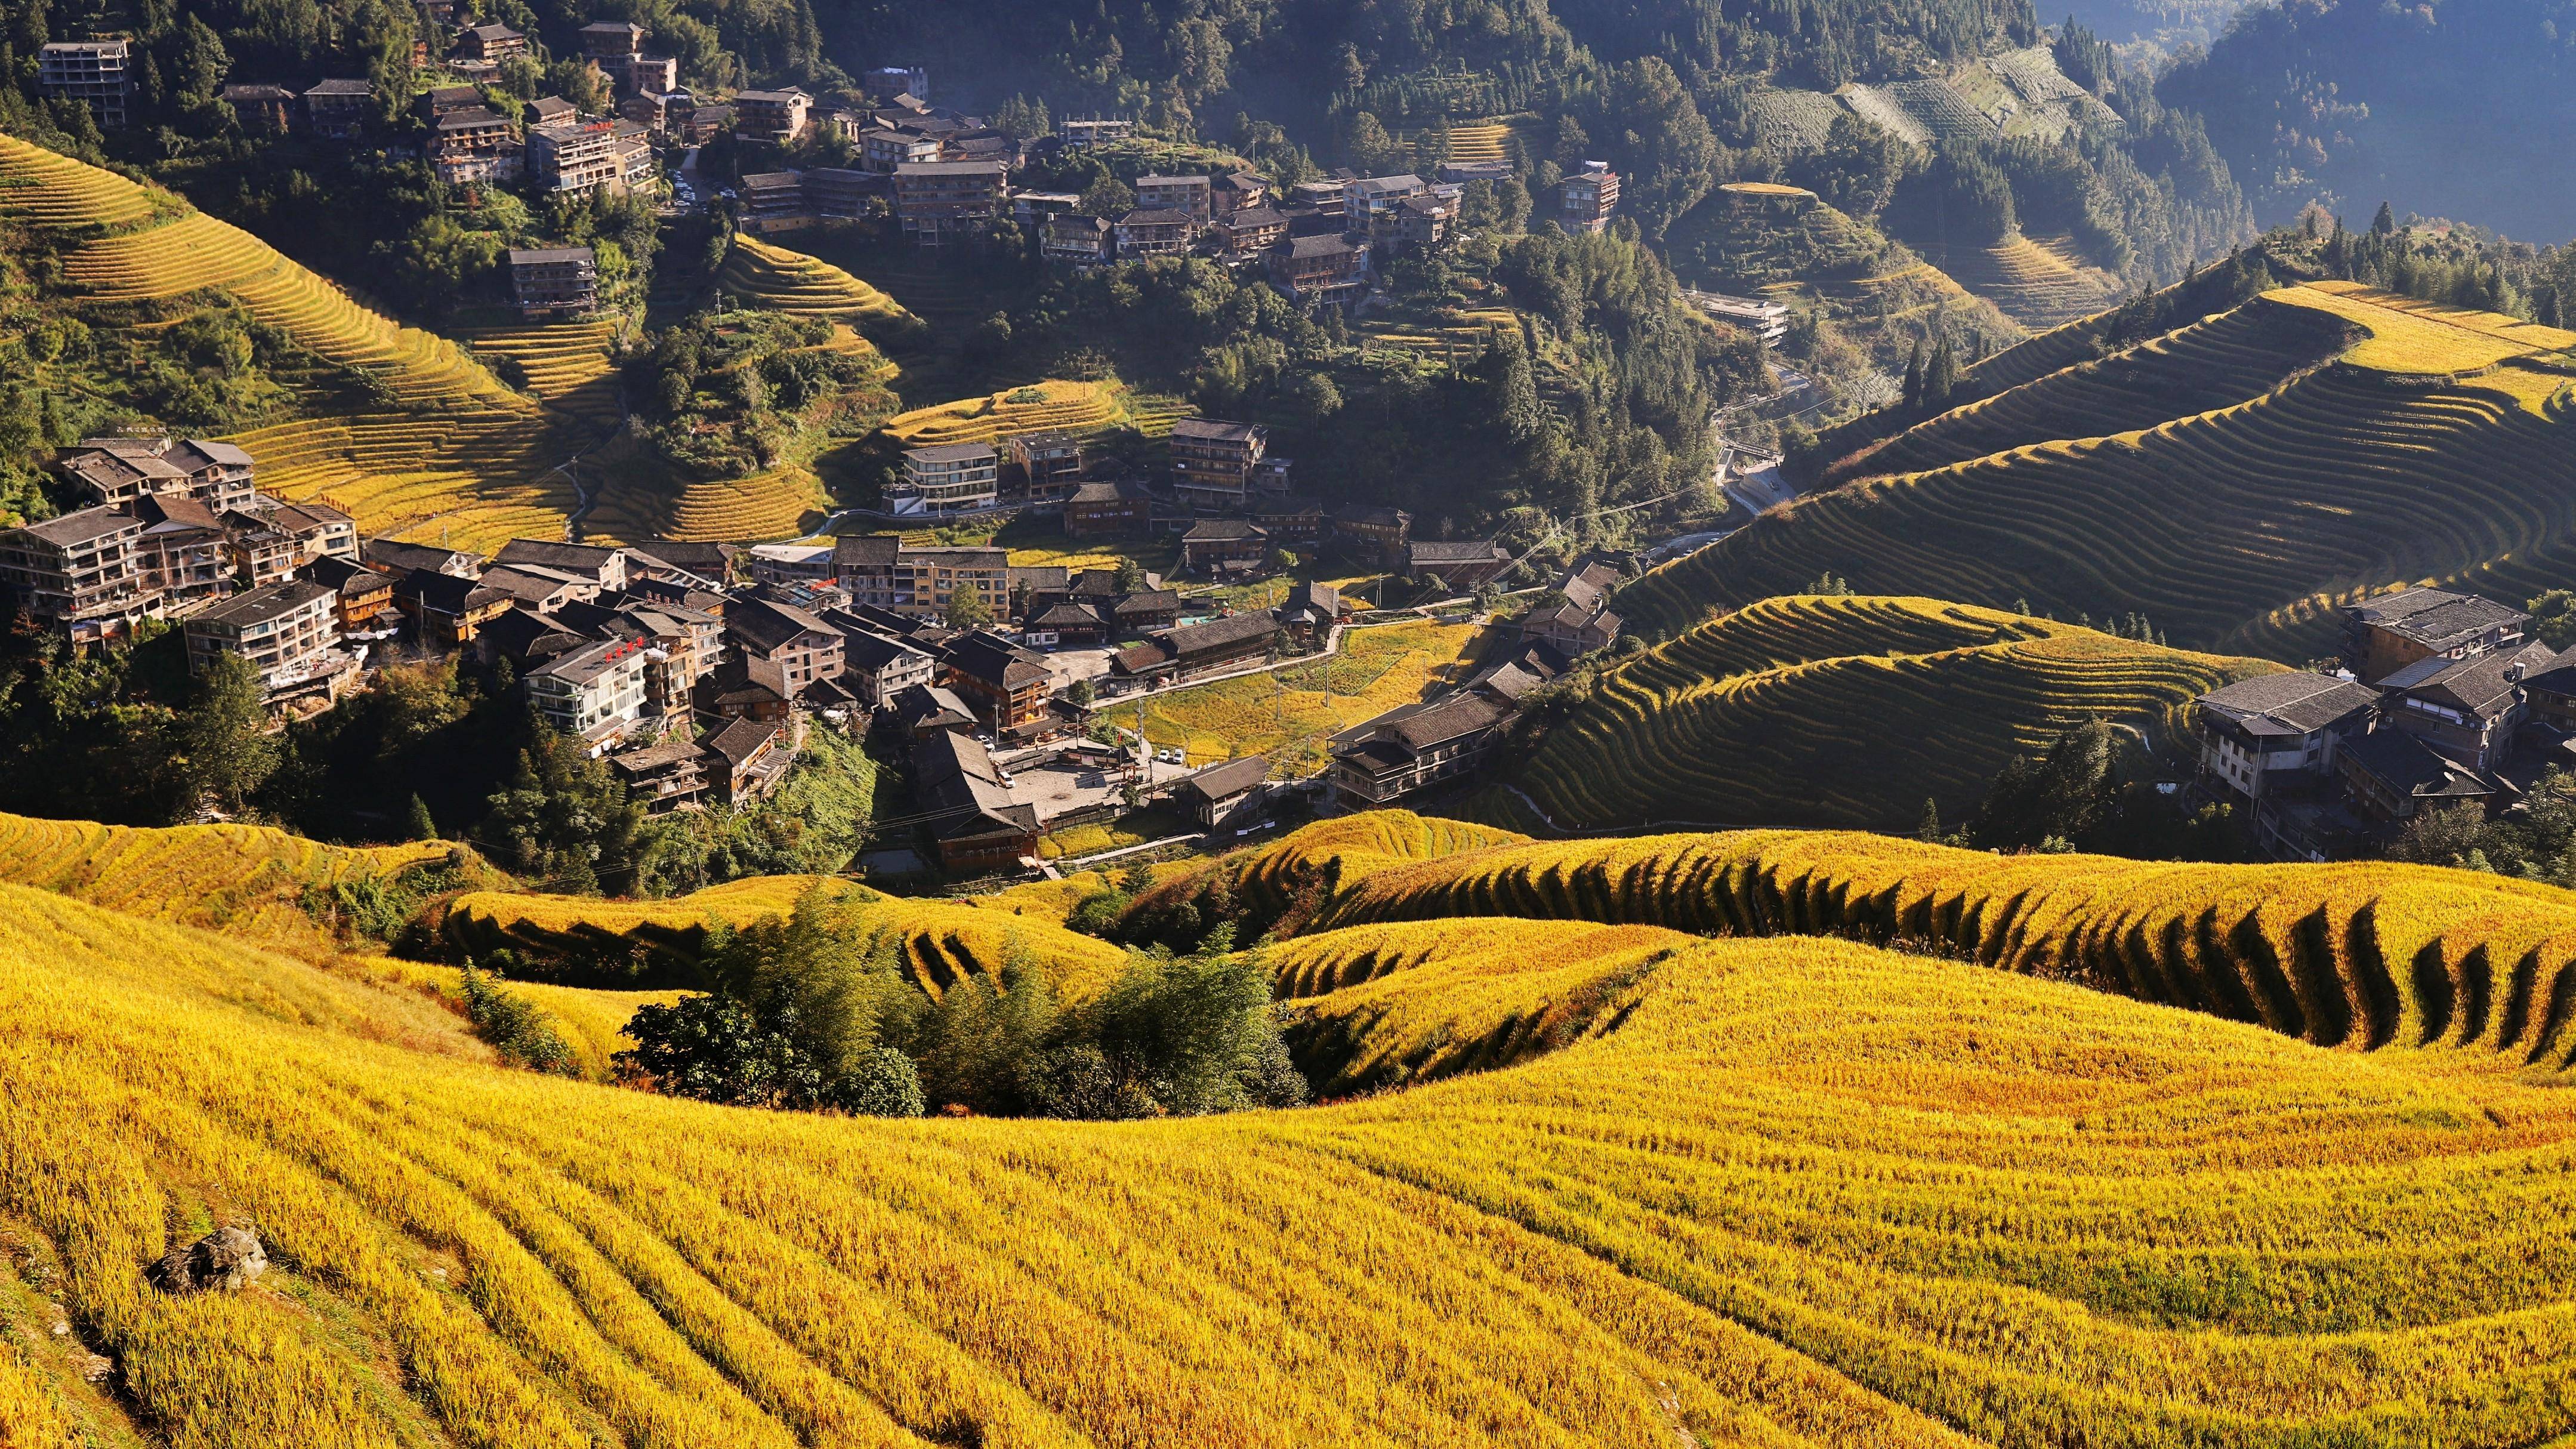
top-left (1923, 339), bottom-right (1958, 409)
top-left (2372, 200), bottom-right (2396, 235)
top-left (1902, 339), bottom-right (1925, 412)
top-left (1917, 797), bottom-right (1941, 842)
top-left (406, 794), bottom-right (438, 841)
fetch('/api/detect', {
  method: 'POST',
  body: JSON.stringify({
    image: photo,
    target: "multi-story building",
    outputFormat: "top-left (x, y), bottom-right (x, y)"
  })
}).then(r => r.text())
top-left (507, 247), bottom-right (599, 319)
top-left (1343, 174), bottom-right (1426, 223)
top-left (1167, 418), bottom-right (1267, 511)
top-left (1007, 433), bottom-right (1085, 507)
top-left (1218, 205), bottom-right (1287, 254)
top-left (133, 497), bottom-right (232, 612)
top-left (2342, 587), bottom-right (2529, 684)
top-left (1213, 171), bottom-right (1270, 215)
top-left (38, 41), bottom-right (130, 127)
top-left (451, 22), bottom-right (527, 64)
top-left (892, 161), bottom-right (1007, 246)
top-left (1116, 208), bottom-right (1195, 258)
top-left (1378, 192), bottom-right (1455, 254)
top-left (1287, 179), bottom-right (1347, 217)
top-left (580, 20), bottom-right (646, 60)
top-left (221, 84), bottom-right (297, 133)
top-left (624, 56), bottom-right (678, 94)
top-left (1059, 117), bottom-right (1133, 147)
top-left (612, 121), bottom-right (658, 193)
top-left (941, 630), bottom-right (1054, 737)
top-left (526, 636), bottom-right (650, 750)
top-left (1406, 539), bottom-right (1513, 589)
top-left (914, 730), bottom-right (1039, 870)
top-left (1267, 232), bottom-right (1370, 304)
top-left (1562, 160), bottom-right (1620, 233)
top-left (184, 578), bottom-right (340, 689)
top-left (56, 437), bottom-right (257, 514)
top-left (392, 569), bottom-right (515, 650)
top-left (528, 118), bottom-right (622, 196)
top-left (1329, 688), bottom-right (1511, 806)
top-left (891, 443), bottom-right (999, 514)
top-left (1180, 519), bottom-right (1270, 575)
top-left (725, 597), bottom-right (844, 693)
top-left (1063, 479), bottom-right (1153, 538)
top-left (493, 539), bottom-right (628, 593)
top-left (1134, 174), bottom-right (1213, 224)
top-left (862, 125), bottom-right (942, 172)
top-left (302, 78), bottom-right (374, 138)
top-left (220, 510), bottom-right (297, 587)
top-left (266, 500), bottom-right (358, 567)
top-left (832, 535), bottom-right (1009, 619)
top-left (732, 88), bottom-right (812, 144)
top-left (806, 167), bottom-right (880, 218)
top-left (1042, 213), bottom-right (1115, 266)
top-left (736, 170), bottom-right (810, 233)
top-left (0, 507), bottom-right (153, 646)
top-left (619, 90), bottom-right (684, 133)
top-left (2374, 641), bottom-right (2553, 774)
top-left (2191, 670), bottom-right (2381, 860)
top-left (301, 556), bottom-right (397, 634)
top-left (429, 106), bottom-right (522, 185)
top-left (1331, 502), bottom-right (1412, 568)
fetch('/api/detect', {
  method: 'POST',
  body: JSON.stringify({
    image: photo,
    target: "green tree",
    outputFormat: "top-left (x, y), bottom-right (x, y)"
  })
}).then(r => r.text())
top-left (2372, 200), bottom-right (2397, 235)
top-left (944, 586), bottom-right (994, 630)
top-left (405, 793), bottom-right (439, 841)
top-left (172, 653), bottom-right (277, 815)
top-left (479, 727), bottom-right (650, 893)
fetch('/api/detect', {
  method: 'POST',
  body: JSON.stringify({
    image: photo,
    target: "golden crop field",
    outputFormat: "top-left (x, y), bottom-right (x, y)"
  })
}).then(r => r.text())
top-left (719, 236), bottom-right (915, 327)
top-left (0, 134), bottom-right (600, 551)
top-left (16, 810), bottom-right (2576, 1442)
top-left (446, 875), bottom-right (1128, 999)
top-left (1116, 618), bottom-right (1492, 772)
top-left (1621, 283), bottom-right (2576, 658)
top-left (881, 379), bottom-right (1173, 448)
top-left (1499, 594), bottom-right (2275, 831)
top-left (1908, 233), bottom-right (2124, 329)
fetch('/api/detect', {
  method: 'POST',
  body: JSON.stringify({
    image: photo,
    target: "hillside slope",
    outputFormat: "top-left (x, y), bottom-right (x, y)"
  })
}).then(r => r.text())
top-left (10, 830), bottom-right (2576, 1441)
top-left (1621, 282), bottom-right (2576, 657)
top-left (1491, 595), bottom-right (2273, 831)
top-left (0, 134), bottom-right (596, 552)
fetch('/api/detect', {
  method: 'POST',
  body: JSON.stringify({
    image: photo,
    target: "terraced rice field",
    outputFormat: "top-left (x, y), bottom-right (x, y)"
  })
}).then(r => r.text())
top-left (1357, 307), bottom-right (1518, 369)
top-left (1119, 618), bottom-right (1492, 773)
top-left (18, 806), bottom-right (2576, 1441)
top-left (1622, 283), bottom-right (2576, 658)
top-left (1500, 595), bottom-right (2271, 831)
top-left (719, 237), bottom-right (914, 329)
top-left (664, 465), bottom-right (827, 542)
top-left (0, 810), bottom-right (460, 948)
top-left (445, 876), bottom-right (1128, 999)
top-left (463, 319), bottom-right (625, 429)
top-left (1826, 296), bottom-right (2357, 483)
top-left (1440, 123), bottom-right (1509, 163)
top-left (883, 380), bottom-right (1172, 447)
top-left (0, 134), bottom-right (593, 549)
top-left (1916, 233), bottom-right (2125, 328)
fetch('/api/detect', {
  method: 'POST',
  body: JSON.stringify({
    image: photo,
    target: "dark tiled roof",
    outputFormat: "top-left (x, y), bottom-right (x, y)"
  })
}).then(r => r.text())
top-left (832, 532), bottom-right (903, 568)
top-left (2349, 588), bottom-right (2526, 650)
top-left (1170, 418), bottom-right (1261, 443)
top-left (1183, 519), bottom-right (1264, 542)
top-left (1388, 690), bottom-right (1509, 751)
top-left (1164, 611), bottom-right (1280, 658)
top-left (727, 597), bottom-right (833, 655)
top-left (366, 538), bottom-right (483, 575)
top-left (702, 654), bottom-right (789, 705)
top-left (1409, 539), bottom-right (1506, 566)
top-left (2198, 671), bottom-right (2380, 736)
top-left (2341, 727), bottom-right (2494, 800)
top-left (494, 538), bottom-right (620, 574)
top-left (11, 506), bottom-right (138, 547)
top-left (1112, 590), bottom-right (1179, 616)
top-left (396, 569), bottom-right (510, 614)
top-left (942, 630), bottom-right (1051, 689)
top-left (196, 578), bottom-right (332, 627)
top-left (703, 717), bottom-right (780, 766)
top-left (1176, 755), bottom-right (1267, 802)
top-left (914, 729), bottom-right (1038, 841)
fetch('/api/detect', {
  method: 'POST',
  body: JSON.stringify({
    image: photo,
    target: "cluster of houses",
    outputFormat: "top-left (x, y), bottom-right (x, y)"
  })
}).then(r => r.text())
top-left (2192, 587), bottom-right (2576, 859)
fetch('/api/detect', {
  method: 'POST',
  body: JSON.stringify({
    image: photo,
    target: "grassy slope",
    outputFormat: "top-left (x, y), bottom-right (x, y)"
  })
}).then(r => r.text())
top-left (1621, 282), bottom-right (2576, 658)
top-left (1491, 594), bottom-right (2275, 831)
top-left (0, 134), bottom-right (601, 554)
top-left (10, 818), bottom-right (2576, 1441)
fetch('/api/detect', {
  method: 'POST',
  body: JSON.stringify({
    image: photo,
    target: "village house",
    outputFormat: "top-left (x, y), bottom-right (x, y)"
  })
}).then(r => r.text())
top-left (1180, 519), bottom-right (1270, 576)
top-left (2337, 726), bottom-right (2496, 828)
top-left (1213, 171), bottom-right (1270, 214)
top-left (508, 247), bottom-right (598, 318)
top-left (1521, 561), bottom-right (1624, 656)
top-left (2372, 642), bottom-right (2554, 775)
top-left (452, 21), bottom-right (526, 64)
top-left (704, 718), bottom-right (795, 804)
top-left (429, 106), bottom-right (521, 185)
top-left (1059, 116), bottom-right (1133, 147)
top-left (1110, 612), bottom-right (1282, 688)
top-left (913, 729), bottom-right (1041, 871)
top-left (890, 443), bottom-right (999, 514)
top-left (1134, 174), bottom-right (1213, 224)
top-left (526, 636), bottom-right (651, 751)
top-left (529, 116), bottom-right (624, 197)
top-left (893, 160), bottom-right (1008, 246)
top-left (1562, 160), bottom-right (1621, 233)
top-left (2343, 588), bottom-right (2529, 684)
top-left (606, 734), bottom-right (709, 813)
top-left (862, 125), bottom-right (943, 172)
top-left (1331, 503), bottom-right (1412, 568)
top-left (732, 88), bottom-right (812, 144)
top-left (301, 79), bottom-right (373, 138)
top-left (495, 539), bottom-right (628, 593)
top-left (1330, 689), bottom-right (1513, 807)
top-left (57, 436), bottom-right (257, 515)
top-left (1007, 433), bottom-right (1086, 507)
top-left (694, 655), bottom-right (792, 727)
top-left (833, 535), bottom-right (1008, 619)
top-left (392, 570), bottom-right (514, 652)
top-left (891, 682), bottom-right (977, 739)
top-left (804, 167), bottom-right (880, 219)
top-left (220, 84), bottom-right (296, 133)
top-left (683, 103), bottom-right (733, 143)
top-left (737, 170), bottom-right (811, 233)
top-left (2192, 670), bottom-right (2383, 860)
top-left (184, 578), bottom-right (356, 707)
top-left (1218, 205), bottom-right (1288, 255)
top-left (1167, 418), bottom-right (1267, 512)
top-left (39, 40), bottom-right (129, 127)
top-left (0, 507), bottom-right (154, 646)
top-left (1063, 478), bottom-right (1155, 538)
top-left (266, 500), bottom-right (358, 568)
top-left (1116, 208), bottom-right (1196, 259)
top-left (301, 556), bottom-right (398, 634)
top-left (1343, 174), bottom-right (1426, 221)
top-left (477, 564), bottom-right (597, 612)
top-left (1267, 232), bottom-right (1370, 304)
top-left (1407, 539), bottom-right (1513, 591)
top-left (940, 630), bottom-right (1055, 738)
top-left (364, 539), bottom-right (482, 578)
top-left (828, 622), bottom-right (937, 708)
top-left (726, 597), bottom-right (845, 694)
top-left (1278, 581), bottom-right (1344, 644)
top-left (132, 497), bottom-right (232, 612)
top-left (1169, 755), bottom-right (1272, 830)
top-left (1043, 213), bottom-right (1116, 266)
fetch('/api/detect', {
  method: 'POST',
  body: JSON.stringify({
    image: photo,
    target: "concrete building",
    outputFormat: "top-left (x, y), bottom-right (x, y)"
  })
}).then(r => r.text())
top-left (891, 443), bottom-right (999, 514)
top-left (0, 506), bottom-right (153, 647)
top-left (39, 41), bottom-right (129, 127)
top-left (56, 437), bottom-right (255, 514)
top-left (733, 88), bottom-right (812, 144)
top-left (892, 160), bottom-right (1008, 246)
top-left (1116, 208), bottom-right (1195, 258)
top-left (1167, 418), bottom-right (1267, 511)
top-left (528, 118), bottom-right (624, 196)
top-left (1562, 160), bottom-right (1620, 233)
top-left (526, 636), bottom-right (651, 750)
top-left (736, 170), bottom-right (810, 233)
top-left (183, 578), bottom-right (342, 692)
top-left (429, 106), bottom-right (522, 185)
top-left (507, 247), bottom-right (599, 319)
top-left (1134, 174), bottom-right (1213, 224)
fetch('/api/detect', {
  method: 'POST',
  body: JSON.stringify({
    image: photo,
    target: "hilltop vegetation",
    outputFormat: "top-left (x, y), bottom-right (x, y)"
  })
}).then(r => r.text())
top-left (1620, 278), bottom-right (2576, 658)
top-left (10, 809), bottom-right (2576, 1440)
top-left (1485, 594), bottom-right (2271, 832)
